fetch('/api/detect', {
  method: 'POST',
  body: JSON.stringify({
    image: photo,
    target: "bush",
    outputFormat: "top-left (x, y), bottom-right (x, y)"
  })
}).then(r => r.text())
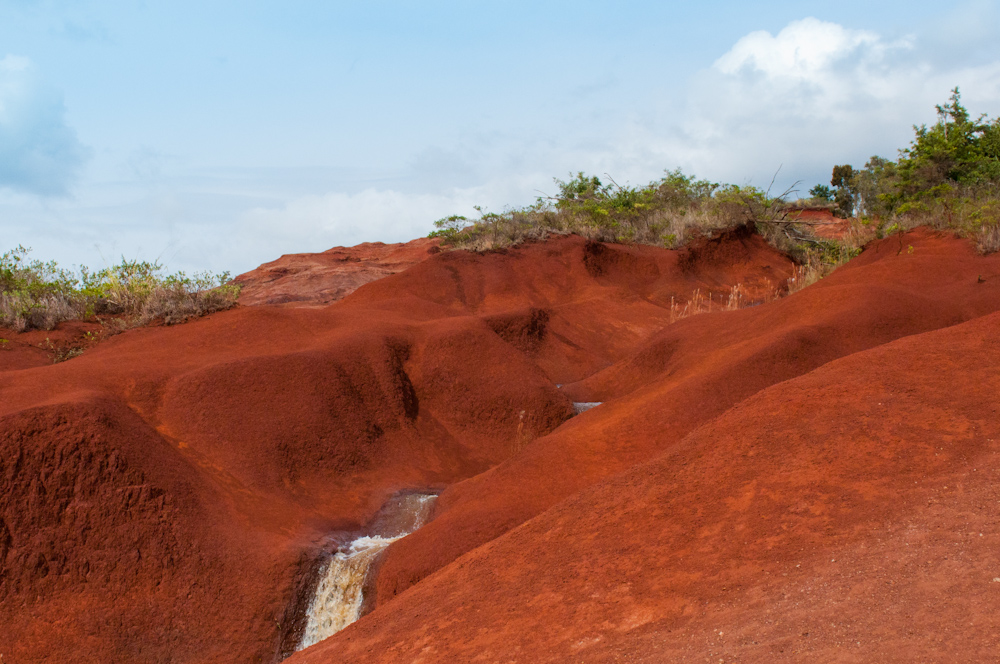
top-left (823, 88), bottom-right (1000, 243)
top-left (0, 292), bottom-right (80, 332)
top-left (430, 169), bottom-right (801, 252)
top-left (428, 87), bottom-right (997, 275)
top-left (975, 221), bottom-right (1000, 255)
top-left (0, 246), bottom-right (83, 331)
top-left (0, 248), bottom-right (240, 332)
top-left (136, 280), bottom-right (241, 326)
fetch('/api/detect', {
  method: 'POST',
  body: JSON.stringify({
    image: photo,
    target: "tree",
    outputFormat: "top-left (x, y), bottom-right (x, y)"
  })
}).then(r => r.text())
top-left (896, 87), bottom-right (1000, 191)
top-left (555, 172), bottom-right (606, 204)
top-left (830, 164), bottom-right (857, 217)
top-left (808, 184), bottom-right (833, 202)
top-left (428, 214), bottom-right (472, 241)
top-left (852, 156), bottom-right (897, 219)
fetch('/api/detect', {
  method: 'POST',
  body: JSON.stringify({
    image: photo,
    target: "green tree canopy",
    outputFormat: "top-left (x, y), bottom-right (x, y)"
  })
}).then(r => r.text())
top-left (897, 87), bottom-right (1000, 192)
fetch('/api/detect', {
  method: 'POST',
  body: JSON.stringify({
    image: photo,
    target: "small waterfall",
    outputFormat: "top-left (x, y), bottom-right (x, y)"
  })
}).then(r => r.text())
top-left (297, 493), bottom-right (436, 650)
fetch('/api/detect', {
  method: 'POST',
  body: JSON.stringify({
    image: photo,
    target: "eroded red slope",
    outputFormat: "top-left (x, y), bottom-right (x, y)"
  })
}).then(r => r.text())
top-left (345, 228), bottom-right (793, 383)
top-left (0, 231), bottom-right (794, 662)
top-left (292, 301), bottom-right (1000, 664)
top-left (371, 227), bottom-right (1000, 607)
top-left (5, 228), bottom-right (998, 663)
top-left (232, 237), bottom-right (443, 306)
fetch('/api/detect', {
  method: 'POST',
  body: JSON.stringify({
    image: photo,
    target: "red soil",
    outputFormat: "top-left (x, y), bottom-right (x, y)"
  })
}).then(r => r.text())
top-left (0, 230), bottom-right (797, 662)
top-left (295, 306), bottom-right (1000, 663)
top-left (4, 227), bottom-right (999, 662)
top-left (232, 237), bottom-right (442, 306)
top-left (292, 227), bottom-right (1000, 662)
top-left (0, 320), bottom-right (105, 372)
top-left (367, 227), bottom-right (1000, 612)
top-left (784, 206), bottom-right (851, 240)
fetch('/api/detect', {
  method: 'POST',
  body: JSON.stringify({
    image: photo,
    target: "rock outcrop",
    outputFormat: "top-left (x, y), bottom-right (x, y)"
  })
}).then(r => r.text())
top-left (232, 238), bottom-right (442, 306)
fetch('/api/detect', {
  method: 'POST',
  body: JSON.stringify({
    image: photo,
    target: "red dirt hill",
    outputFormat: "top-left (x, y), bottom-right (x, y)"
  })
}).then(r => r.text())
top-left (367, 227), bottom-right (1000, 611)
top-left (784, 206), bottom-right (850, 240)
top-left (295, 305), bottom-right (1000, 663)
top-left (0, 230), bottom-right (795, 662)
top-left (231, 237), bottom-right (442, 306)
top-left (2, 228), bottom-right (998, 663)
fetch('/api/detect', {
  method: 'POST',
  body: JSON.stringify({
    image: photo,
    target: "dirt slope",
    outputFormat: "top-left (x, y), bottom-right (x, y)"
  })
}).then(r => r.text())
top-left (0, 309), bottom-right (570, 662)
top-left (0, 231), bottom-right (796, 663)
top-left (784, 206), bottom-right (850, 239)
top-left (370, 227), bottom-right (1000, 608)
top-left (346, 227), bottom-right (793, 383)
top-left (291, 302), bottom-right (1000, 664)
top-left (232, 237), bottom-right (442, 306)
top-left (5, 228), bottom-right (998, 663)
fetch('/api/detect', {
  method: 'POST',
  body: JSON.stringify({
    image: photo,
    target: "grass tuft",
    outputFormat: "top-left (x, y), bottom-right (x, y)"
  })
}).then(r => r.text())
top-left (0, 247), bottom-right (240, 333)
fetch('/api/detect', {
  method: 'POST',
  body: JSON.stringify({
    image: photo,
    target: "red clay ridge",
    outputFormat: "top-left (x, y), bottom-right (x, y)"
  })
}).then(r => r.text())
top-left (232, 237), bottom-right (442, 306)
top-left (3, 228), bottom-right (999, 663)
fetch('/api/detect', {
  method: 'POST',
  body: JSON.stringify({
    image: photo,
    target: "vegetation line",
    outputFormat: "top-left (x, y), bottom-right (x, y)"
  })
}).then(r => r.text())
top-left (0, 252), bottom-right (239, 333)
top-left (4, 89), bottom-right (997, 337)
top-left (430, 87), bottom-right (999, 264)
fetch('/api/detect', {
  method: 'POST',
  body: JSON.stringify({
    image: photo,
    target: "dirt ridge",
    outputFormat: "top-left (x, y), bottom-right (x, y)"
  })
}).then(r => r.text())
top-left (2, 229), bottom-right (998, 663)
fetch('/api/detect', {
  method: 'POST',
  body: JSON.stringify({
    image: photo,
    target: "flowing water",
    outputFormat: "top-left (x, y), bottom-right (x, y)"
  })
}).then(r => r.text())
top-left (297, 493), bottom-right (437, 650)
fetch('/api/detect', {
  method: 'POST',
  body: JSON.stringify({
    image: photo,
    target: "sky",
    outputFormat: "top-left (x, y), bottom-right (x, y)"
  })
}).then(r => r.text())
top-left (1, 0), bottom-right (999, 275)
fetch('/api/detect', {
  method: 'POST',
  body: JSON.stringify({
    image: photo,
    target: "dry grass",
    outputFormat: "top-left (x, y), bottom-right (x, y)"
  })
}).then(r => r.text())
top-left (37, 337), bottom-right (86, 364)
top-left (0, 248), bottom-right (241, 333)
top-left (976, 223), bottom-right (1000, 255)
top-left (668, 281), bottom-right (782, 323)
top-left (0, 293), bottom-right (81, 333)
top-left (136, 284), bottom-right (241, 327)
top-left (0, 285), bottom-right (241, 335)
top-left (510, 409), bottom-right (533, 456)
top-left (668, 225), bottom-right (870, 319)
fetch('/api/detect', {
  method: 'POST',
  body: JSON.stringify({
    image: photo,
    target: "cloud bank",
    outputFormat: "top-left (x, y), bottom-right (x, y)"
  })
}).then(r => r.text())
top-left (247, 17), bottom-right (1000, 260)
top-left (663, 17), bottom-right (1000, 188)
top-left (0, 55), bottom-right (89, 196)
top-left (6, 15), bottom-right (1000, 275)
top-left (200, 18), bottom-right (1000, 272)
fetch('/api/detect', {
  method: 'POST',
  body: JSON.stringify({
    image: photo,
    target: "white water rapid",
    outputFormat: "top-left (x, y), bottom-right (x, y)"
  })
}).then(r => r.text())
top-left (297, 493), bottom-right (437, 650)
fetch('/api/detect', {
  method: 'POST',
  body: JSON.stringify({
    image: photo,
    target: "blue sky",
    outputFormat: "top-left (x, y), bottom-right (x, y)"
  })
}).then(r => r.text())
top-left (2, 1), bottom-right (999, 274)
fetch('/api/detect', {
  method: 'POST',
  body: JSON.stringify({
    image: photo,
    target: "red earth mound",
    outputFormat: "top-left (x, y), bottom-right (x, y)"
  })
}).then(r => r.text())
top-left (232, 237), bottom-right (442, 306)
top-left (5, 227), bottom-right (998, 662)
top-left (784, 206), bottom-right (851, 240)
top-left (292, 305), bottom-right (1000, 663)
top-left (367, 226), bottom-right (1000, 610)
top-left (1, 230), bottom-right (801, 663)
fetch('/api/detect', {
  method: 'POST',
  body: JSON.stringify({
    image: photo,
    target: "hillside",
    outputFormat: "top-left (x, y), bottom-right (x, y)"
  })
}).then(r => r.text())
top-left (1, 226), bottom-right (998, 662)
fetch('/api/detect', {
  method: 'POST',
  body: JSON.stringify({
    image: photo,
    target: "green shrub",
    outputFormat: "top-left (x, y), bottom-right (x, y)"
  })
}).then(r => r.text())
top-left (428, 169), bottom-right (794, 252)
top-left (0, 249), bottom-right (240, 332)
top-left (809, 184), bottom-right (834, 202)
top-left (822, 88), bottom-right (1000, 251)
top-left (430, 87), bottom-right (998, 268)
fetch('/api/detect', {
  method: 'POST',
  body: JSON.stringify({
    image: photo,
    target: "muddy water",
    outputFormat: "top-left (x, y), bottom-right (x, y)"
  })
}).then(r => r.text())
top-left (297, 493), bottom-right (437, 650)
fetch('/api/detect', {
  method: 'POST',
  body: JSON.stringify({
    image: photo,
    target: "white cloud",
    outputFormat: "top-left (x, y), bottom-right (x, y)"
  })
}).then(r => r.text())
top-left (5, 15), bottom-right (1000, 276)
top-left (0, 54), bottom-right (90, 196)
top-left (241, 187), bottom-right (483, 250)
top-left (714, 18), bottom-right (883, 80)
top-left (607, 17), bottom-right (1000, 192)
